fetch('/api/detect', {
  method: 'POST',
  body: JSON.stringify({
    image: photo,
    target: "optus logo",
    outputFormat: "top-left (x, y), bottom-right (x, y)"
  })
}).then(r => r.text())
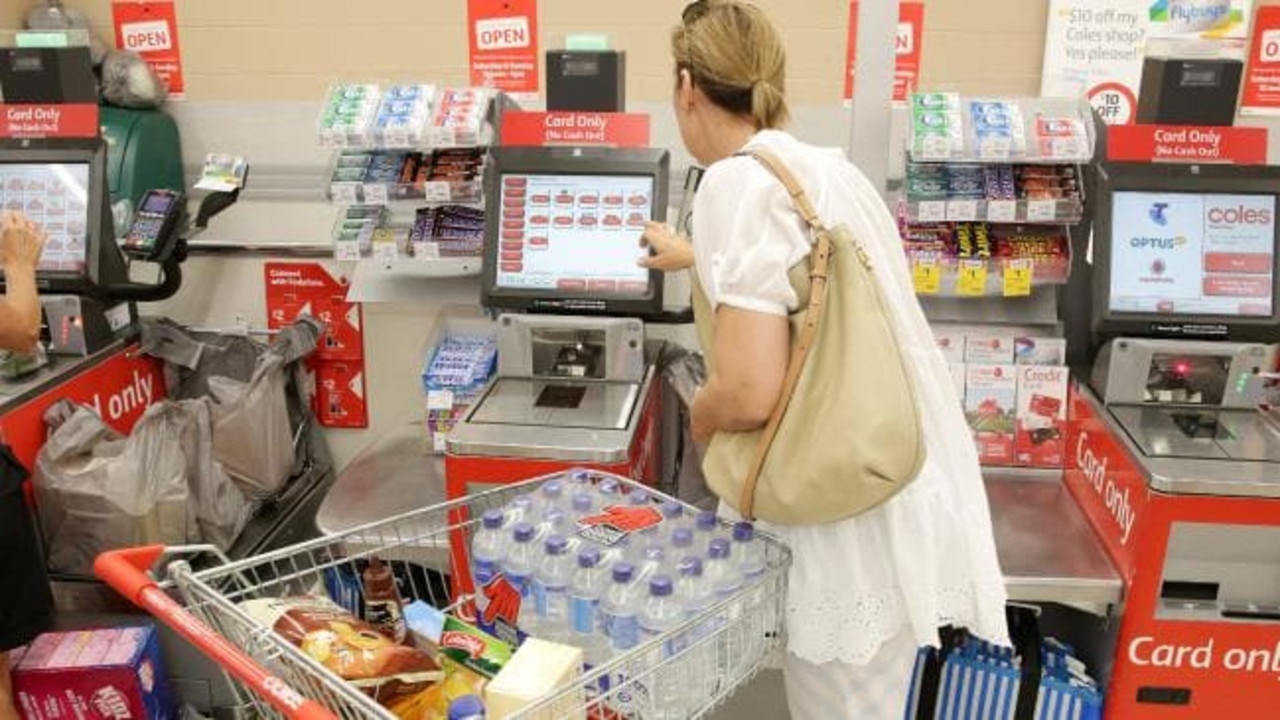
top-left (1130, 236), bottom-right (1188, 250)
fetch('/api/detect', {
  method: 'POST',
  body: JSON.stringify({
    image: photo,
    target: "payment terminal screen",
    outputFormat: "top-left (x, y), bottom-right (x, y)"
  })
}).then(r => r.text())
top-left (496, 173), bottom-right (654, 295)
top-left (0, 163), bottom-right (90, 273)
top-left (1110, 191), bottom-right (1276, 317)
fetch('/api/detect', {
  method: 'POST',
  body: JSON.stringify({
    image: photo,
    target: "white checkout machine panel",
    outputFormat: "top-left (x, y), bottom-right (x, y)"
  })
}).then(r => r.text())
top-left (447, 146), bottom-right (669, 462)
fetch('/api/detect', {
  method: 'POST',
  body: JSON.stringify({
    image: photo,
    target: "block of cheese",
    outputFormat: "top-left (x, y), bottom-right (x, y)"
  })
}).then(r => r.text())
top-left (484, 638), bottom-right (585, 720)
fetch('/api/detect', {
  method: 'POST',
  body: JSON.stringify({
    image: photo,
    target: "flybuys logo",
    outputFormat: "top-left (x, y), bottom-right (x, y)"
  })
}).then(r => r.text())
top-left (1150, 0), bottom-right (1233, 25)
top-left (1131, 236), bottom-right (1188, 250)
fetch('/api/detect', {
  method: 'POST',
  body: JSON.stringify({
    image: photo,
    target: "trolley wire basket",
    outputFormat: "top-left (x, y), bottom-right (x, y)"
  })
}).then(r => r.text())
top-left (96, 472), bottom-right (792, 719)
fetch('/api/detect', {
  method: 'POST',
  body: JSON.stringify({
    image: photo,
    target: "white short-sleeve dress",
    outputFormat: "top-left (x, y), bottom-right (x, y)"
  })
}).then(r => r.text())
top-left (691, 130), bottom-right (1009, 719)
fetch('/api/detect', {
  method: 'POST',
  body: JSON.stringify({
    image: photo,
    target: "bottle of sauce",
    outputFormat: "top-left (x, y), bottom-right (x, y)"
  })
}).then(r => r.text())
top-left (362, 556), bottom-right (407, 643)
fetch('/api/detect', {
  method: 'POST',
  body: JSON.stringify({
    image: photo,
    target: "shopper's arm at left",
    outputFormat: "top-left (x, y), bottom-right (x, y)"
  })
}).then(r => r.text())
top-left (690, 305), bottom-right (788, 442)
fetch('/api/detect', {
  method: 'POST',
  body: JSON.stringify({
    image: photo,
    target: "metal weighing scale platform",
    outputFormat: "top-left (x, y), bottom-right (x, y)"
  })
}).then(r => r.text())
top-left (1091, 338), bottom-right (1280, 497)
top-left (445, 314), bottom-right (663, 495)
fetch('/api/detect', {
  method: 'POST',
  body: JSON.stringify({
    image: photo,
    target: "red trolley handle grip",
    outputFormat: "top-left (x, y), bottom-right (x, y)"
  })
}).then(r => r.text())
top-left (95, 546), bottom-right (337, 720)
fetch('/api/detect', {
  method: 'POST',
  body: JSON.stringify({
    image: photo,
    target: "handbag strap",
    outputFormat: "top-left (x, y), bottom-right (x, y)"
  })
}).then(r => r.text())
top-left (736, 147), bottom-right (834, 520)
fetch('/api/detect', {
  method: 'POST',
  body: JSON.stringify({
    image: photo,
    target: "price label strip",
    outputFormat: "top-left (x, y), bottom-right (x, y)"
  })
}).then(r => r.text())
top-left (957, 260), bottom-right (988, 297)
top-left (987, 200), bottom-right (1017, 223)
top-left (916, 201), bottom-right (947, 223)
top-left (912, 258), bottom-right (942, 295)
top-left (946, 200), bottom-right (978, 222)
top-left (1003, 258), bottom-right (1034, 297)
top-left (1027, 200), bottom-right (1057, 223)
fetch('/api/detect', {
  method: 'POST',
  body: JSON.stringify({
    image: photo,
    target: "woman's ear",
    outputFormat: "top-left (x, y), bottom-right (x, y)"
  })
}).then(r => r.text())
top-left (677, 68), bottom-right (696, 111)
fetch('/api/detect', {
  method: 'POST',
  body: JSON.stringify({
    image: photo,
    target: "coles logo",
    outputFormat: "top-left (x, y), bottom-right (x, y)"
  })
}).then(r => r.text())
top-left (1130, 236), bottom-right (1188, 250)
top-left (1207, 205), bottom-right (1273, 226)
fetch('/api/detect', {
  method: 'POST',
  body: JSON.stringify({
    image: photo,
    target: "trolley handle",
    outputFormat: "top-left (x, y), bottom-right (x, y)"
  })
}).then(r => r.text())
top-left (95, 546), bottom-right (338, 720)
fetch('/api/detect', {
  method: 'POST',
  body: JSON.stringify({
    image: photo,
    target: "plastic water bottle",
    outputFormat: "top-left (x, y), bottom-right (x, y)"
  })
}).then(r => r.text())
top-left (503, 522), bottom-right (539, 635)
top-left (694, 510), bottom-right (727, 547)
top-left (533, 507), bottom-right (569, 542)
top-left (660, 501), bottom-right (690, 533)
top-left (447, 694), bottom-right (485, 720)
top-left (676, 556), bottom-right (722, 699)
top-left (571, 491), bottom-right (596, 521)
top-left (568, 547), bottom-right (610, 667)
top-left (470, 510), bottom-right (508, 616)
top-left (638, 575), bottom-right (688, 719)
top-left (596, 477), bottom-right (621, 507)
top-left (601, 562), bottom-right (642, 715)
top-left (669, 527), bottom-right (695, 561)
top-left (704, 539), bottom-right (740, 599)
top-left (539, 479), bottom-right (567, 512)
top-left (627, 488), bottom-right (651, 507)
top-left (506, 495), bottom-right (536, 525)
top-left (532, 535), bottom-right (572, 644)
top-left (635, 545), bottom-right (667, 584)
top-left (731, 523), bottom-right (766, 675)
top-left (705, 538), bottom-right (743, 685)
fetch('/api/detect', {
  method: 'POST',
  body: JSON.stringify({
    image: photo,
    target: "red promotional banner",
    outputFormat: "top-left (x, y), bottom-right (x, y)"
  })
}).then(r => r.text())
top-left (111, 0), bottom-right (184, 96)
top-left (0, 347), bottom-right (165, 472)
top-left (264, 263), bottom-right (367, 428)
top-left (845, 1), bottom-right (925, 102)
top-left (0, 104), bottom-right (99, 139)
top-left (468, 0), bottom-right (539, 103)
top-left (500, 111), bottom-right (650, 147)
top-left (1241, 4), bottom-right (1280, 116)
top-left (1107, 124), bottom-right (1268, 164)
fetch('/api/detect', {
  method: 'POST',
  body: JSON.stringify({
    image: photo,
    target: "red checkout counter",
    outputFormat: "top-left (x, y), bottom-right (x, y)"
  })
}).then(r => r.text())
top-left (1062, 159), bottom-right (1280, 718)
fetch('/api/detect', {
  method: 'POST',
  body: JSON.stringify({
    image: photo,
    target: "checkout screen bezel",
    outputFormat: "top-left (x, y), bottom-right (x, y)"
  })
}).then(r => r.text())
top-left (481, 146), bottom-right (670, 317)
top-left (1093, 162), bottom-right (1280, 343)
top-left (0, 140), bottom-right (114, 294)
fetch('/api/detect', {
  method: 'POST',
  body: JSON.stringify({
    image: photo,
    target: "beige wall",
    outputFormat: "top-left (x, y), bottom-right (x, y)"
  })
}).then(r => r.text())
top-left (26, 0), bottom-right (1049, 102)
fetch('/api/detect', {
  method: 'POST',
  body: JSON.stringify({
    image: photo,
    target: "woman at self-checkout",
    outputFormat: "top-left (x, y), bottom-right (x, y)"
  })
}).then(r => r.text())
top-left (639, 2), bottom-right (1010, 717)
top-left (0, 211), bottom-right (51, 720)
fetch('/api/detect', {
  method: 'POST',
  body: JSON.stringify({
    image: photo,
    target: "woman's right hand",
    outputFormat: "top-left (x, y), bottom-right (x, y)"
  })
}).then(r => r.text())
top-left (638, 221), bottom-right (694, 272)
top-left (0, 211), bottom-right (46, 272)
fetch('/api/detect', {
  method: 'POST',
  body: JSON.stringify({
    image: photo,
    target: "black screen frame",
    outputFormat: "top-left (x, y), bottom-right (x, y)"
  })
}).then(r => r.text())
top-left (0, 138), bottom-right (128, 297)
top-left (481, 146), bottom-right (669, 317)
top-left (1092, 161), bottom-right (1280, 343)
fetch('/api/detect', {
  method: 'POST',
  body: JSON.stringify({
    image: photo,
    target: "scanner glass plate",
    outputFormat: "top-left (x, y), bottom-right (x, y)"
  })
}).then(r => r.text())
top-left (1112, 406), bottom-right (1280, 462)
top-left (470, 377), bottom-right (639, 430)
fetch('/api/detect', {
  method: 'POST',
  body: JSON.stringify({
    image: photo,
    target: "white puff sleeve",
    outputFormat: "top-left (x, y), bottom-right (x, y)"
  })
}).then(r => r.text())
top-left (692, 157), bottom-right (811, 316)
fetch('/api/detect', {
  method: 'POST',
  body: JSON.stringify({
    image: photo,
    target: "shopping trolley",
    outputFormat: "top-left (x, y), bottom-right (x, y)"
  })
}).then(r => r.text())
top-left (95, 472), bottom-right (792, 719)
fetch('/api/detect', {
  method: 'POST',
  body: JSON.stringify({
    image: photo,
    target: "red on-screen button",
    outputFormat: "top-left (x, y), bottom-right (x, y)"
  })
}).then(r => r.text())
top-left (501, 262), bottom-right (524, 272)
top-left (502, 229), bottom-right (523, 240)
top-left (528, 236), bottom-right (549, 247)
top-left (619, 281), bottom-right (649, 293)
top-left (501, 240), bottom-right (524, 252)
top-left (557, 279), bottom-right (587, 291)
top-left (501, 250), bottom-right (524, 261)
top-left (588, 279), bottom-right (618, 292)
top-left (504, 177), bottom-right (528, 188)
top-left (502, 219), bottom-right (525, 230)
top-left (1203, 275), bottom-right (1273, 297)
top-left (1204, 252), bottom-right (1273, 274)
top-left (503, 208), bottom-right (525, 220)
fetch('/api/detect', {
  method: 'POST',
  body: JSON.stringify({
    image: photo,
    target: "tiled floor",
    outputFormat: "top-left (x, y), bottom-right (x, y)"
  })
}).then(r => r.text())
top-left (707, 669), bottom-right (790, 719)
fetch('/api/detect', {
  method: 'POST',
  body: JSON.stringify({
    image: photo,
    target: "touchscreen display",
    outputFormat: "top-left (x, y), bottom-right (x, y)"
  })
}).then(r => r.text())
top-left (0, 163), bottom-right (90, 273)
top-left (496, 173), bottom-right (653, 295)
top-left (1110, 192), bottom-right (1276, 317)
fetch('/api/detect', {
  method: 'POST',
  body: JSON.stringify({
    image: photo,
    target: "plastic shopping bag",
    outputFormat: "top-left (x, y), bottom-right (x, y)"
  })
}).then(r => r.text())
top-left (208, 355), bottom-right (295, 500)
top-left (34, 402), bottom-right (195, 576)
top-left (164, 398), bottom-right (253, 550)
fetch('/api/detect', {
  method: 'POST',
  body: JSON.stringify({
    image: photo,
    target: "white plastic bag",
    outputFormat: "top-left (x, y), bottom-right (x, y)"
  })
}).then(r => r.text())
top-left (209, 356), bottom-right (294, 500)
top-left (166, 399), bottom-right (254, 550)
top-left (35, 403), bottom-right (194, 576)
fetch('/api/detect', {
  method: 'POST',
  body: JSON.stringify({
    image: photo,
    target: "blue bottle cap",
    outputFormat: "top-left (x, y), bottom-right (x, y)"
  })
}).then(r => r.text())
top-left (628, 489), bottom-right (650, 505)
top-left (578, 548), bottom-right (601, 569)
top-left (679, 556), bottom-right (703, 577)
top-left (541, 480), bottom-right (563, 500)
top-left (696, 511), bottom-right (718, 531)
top-left (512, 522), bottom-right (535, 543)
top-left (481, 509), bottom-right (504, 530)
top-left (599, 478), bottom-right (620, 495)
top-left (649, 575), bottom-right (674, 597)
top-left (661, 501), bottom-right (683, 519)
top-left (613, 562), bottom-right (635, 583)
top-left (512, 496), bottom-right (533, 512)
top-left (708, 538), bottom-right (732, 559)
top-left (545, 535), bottom-right (569, 555)
top-left (732, 522), bottom-right (755, 543)
top-left (671, 528), bottom-right (694, 548)
top-left (572, 493), bottom-right (594, 513)
top-left (447, 694), bottom-right (486, 720)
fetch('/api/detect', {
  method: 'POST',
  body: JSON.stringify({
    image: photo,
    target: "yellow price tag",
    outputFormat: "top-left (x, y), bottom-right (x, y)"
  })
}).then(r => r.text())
top-left (912, 259), bottom-right (941, 295)
top-left (1003, 259), bottom-right (1034, 297)
top-left (957, 260), bottom-right (988, 297)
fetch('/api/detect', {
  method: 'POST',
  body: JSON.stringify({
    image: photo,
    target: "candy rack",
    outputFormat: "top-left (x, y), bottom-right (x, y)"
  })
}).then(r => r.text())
top-left (899, 94), bottom-right (1096, 300)
top-left (318, 83), bottom-right (504, 278)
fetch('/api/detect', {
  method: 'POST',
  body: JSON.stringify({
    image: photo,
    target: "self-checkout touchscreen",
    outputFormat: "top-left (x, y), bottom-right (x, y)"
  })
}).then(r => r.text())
top-left (495, 173), bottom-right (654, 295)
top-left (1110, 191), bottom-right (1276, 318)
top-left (0, 163), bottom-right (89, 273)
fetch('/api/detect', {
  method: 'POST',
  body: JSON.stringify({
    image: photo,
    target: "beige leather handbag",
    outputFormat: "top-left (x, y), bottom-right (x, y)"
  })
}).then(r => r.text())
top-left (692, 148), bottom-right (926, 525)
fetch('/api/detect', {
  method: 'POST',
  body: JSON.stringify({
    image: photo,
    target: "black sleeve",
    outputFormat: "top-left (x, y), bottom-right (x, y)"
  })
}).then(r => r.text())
top-left (0, 446), bottom-right (54, 651)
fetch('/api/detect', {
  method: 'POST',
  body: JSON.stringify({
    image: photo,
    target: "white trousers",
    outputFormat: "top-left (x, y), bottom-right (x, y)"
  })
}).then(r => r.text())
top-left (783, 628), bottom-right (919, 720)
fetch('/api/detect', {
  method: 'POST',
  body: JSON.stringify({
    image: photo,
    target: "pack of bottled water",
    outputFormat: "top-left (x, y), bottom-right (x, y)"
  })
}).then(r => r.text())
top-left (468, 470), bottom-right (769, 716)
